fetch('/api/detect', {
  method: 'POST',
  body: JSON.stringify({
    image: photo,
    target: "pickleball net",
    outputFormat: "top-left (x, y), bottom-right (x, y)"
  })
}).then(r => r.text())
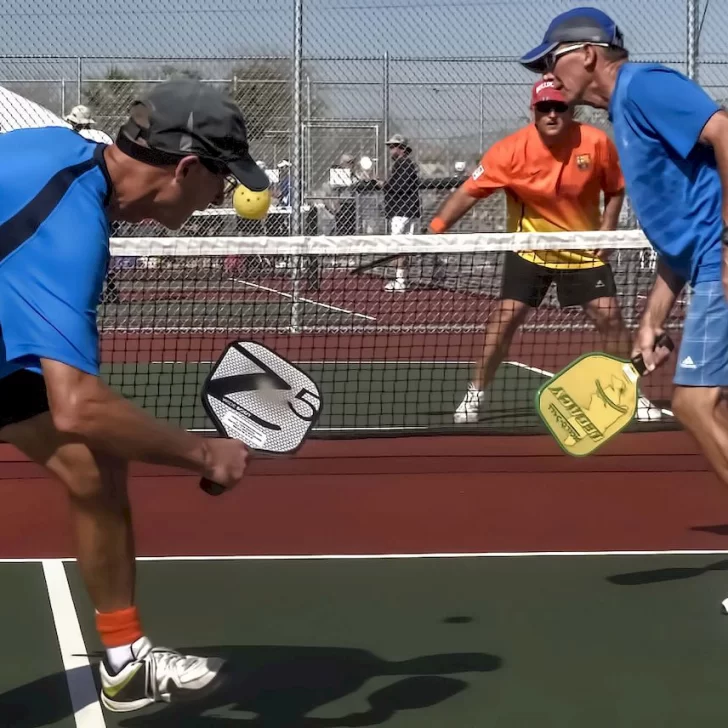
top-left (101, 230), bottom-right (683, 436)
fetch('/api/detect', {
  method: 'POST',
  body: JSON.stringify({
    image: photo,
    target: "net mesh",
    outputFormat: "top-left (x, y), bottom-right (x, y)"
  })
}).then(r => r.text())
top-left (102, 231), bottom-right (681, 437)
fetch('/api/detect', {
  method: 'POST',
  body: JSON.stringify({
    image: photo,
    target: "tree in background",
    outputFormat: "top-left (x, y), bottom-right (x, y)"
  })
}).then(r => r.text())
top-left (83, 66), bottom-right (139, 135)
top-left (160, 65), bottom-right (202, 82)
top-left (230, 59), bottom-right (333, 190)
top-left (82, 59), bottom-right (337, 192)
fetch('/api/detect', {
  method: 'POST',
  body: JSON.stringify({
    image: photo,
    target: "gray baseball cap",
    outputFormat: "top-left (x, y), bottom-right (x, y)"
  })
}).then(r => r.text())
top-left (520, 7), bottom-right (625, 73)
top-left (117, 79), bottom-right (269, 192)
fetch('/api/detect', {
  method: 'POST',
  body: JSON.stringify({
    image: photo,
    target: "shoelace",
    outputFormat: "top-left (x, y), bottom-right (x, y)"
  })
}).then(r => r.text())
top-left (145, 647), bottom-right (201, 700)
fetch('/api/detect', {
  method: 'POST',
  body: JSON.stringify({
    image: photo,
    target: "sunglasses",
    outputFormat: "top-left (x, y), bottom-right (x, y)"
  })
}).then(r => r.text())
top-left (200, 158), bottom-right (238, 195)
top-left (535, 101), bottom-right (569, 114)
top-left (543, 41), bottom-right (612, 72)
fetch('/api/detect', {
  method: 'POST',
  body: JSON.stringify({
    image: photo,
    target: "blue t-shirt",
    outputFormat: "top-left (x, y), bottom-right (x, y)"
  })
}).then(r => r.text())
top-left (0, 126), bottom-right (111, 379)
top-left (609, 63), bottom-right (722, 284)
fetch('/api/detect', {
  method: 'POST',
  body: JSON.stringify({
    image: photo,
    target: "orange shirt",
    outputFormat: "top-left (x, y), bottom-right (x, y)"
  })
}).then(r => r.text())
top-left (463, 122), bottom-right (625, 269)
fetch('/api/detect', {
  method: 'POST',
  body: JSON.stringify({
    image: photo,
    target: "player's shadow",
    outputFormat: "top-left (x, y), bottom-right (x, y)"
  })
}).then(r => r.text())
top-left (606, 558), bottom-right (728, 585)
top-left (0, 645), bottom-right (502, 727)
top-left (691, 524), bottom-right (728, 537)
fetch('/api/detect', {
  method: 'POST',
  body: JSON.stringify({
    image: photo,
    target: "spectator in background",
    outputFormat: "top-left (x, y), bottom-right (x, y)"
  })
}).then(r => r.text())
top-left (380, 134), bottom-right (422, 292)
top-left (64, 104), bottom-right (113, 144)
top-left (274, 159), bottom-right (292, 207)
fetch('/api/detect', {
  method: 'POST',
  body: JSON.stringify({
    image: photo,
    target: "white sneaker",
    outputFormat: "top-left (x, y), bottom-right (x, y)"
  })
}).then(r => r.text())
top-left (384, 278), bottom-right (407, 292)
top-left (99, 637), bottom-right (226, 713)
top-left (454, 385), bottom-right (484, 424)
top-left (635, 395), bottom-right (664, 422)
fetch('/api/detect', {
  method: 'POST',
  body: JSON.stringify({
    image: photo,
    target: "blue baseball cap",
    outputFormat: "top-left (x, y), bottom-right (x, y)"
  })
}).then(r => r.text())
top-left (520, 7), bottom-right (625, 73)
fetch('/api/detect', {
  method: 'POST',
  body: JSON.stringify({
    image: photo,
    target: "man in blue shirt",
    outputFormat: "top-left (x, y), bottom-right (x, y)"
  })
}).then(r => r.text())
top-left (520, 8), bottom-right (728, 488)
top-left (0, 80), bottom-right (269, 711)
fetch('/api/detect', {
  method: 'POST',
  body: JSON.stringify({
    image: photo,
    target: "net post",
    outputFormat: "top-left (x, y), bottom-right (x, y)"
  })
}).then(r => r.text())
top-left (290, 0), bottom-right (305, 334)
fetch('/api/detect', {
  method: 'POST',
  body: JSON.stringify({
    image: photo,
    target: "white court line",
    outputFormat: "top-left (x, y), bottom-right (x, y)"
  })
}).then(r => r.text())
top-left (233, 277), bottom-right (377, 321)
top-left (42, 560), bottom-right (106, 727)
top-left (0, 550), bottom-right (721, 565)
top-left (504, 360), bottom-right (555, 378)
top-left (131, 550), bottom-right (728, 560)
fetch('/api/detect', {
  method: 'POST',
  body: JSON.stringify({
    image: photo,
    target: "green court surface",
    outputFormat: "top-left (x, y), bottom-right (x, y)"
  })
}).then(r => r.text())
top-left (7, 554), bottom-right (728, 726)
top-left (101, 361), bottom-right (548, 434)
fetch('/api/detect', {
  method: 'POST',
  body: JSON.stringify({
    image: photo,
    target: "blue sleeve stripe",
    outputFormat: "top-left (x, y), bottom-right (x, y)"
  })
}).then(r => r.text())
top-left (0, 156), bottom-right (100, 264)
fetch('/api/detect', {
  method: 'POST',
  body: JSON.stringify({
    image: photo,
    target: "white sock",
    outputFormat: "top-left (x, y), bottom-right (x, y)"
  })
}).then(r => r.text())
top-left (395, 268), bottom-right (405, 281)
top-left (106, 644), bottom-right (135, 673)
top-left (106, 636), bottom-right (146, 674)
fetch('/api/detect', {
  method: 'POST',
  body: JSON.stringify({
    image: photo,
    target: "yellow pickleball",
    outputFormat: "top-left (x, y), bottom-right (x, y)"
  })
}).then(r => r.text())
top-left (233, 183), bottom-right (271, 220)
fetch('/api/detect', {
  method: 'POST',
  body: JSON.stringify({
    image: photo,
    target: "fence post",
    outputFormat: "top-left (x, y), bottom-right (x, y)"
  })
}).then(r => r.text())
top-left (77, 57), bottom-right (82, 105)
top-left (290, 0), bottom-right (304, 333)
top-left (382, 51), bottom-right (390, 179)
top-left (306, 74), bottom-right (312, 198)
top-left (686, 0), bottom-right (699, 81)
top-left (478, 83), bottom-right (485, 153)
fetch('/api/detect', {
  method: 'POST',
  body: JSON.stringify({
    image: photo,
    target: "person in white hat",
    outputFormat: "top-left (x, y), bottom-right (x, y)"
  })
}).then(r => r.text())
top-left (64, 104), bottom-right (113, 144)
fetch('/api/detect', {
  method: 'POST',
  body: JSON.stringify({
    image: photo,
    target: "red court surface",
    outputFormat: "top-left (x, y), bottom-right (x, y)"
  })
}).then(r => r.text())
top-left (2, 430), bottom-right (728, 561)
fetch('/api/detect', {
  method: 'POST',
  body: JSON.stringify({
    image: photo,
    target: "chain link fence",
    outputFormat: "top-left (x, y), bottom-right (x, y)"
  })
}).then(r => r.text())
top-left (0, 0), bottom-right (720, 237)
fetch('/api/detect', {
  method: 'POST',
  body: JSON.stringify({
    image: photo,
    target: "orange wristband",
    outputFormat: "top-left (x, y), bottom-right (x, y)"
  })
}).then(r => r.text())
top-left (429, 217), bottom-right (448, 234)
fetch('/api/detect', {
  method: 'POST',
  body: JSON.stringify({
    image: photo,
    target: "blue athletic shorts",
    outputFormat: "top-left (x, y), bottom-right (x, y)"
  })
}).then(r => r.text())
top-left (674, 279), bottom-right (728, 387)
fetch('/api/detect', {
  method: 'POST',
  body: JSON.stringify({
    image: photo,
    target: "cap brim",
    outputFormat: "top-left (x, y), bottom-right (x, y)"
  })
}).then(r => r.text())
top-left (532, 89), bottom-right (567, 107)
top-left (229, 154), bottom-right (270, 192)
top-left (519, 41), bottom-right (558, 73)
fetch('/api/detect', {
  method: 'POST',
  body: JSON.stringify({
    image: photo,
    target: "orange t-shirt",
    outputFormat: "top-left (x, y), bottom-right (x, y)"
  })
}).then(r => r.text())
top-left (462, 122), bottom-right (625, 269)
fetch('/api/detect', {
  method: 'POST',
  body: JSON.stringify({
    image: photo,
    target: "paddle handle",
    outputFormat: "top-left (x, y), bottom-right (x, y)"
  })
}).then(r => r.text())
top-left (630, 333), bottom-right (675, 376)
top-left (200, 478), bottom-right (226, 496)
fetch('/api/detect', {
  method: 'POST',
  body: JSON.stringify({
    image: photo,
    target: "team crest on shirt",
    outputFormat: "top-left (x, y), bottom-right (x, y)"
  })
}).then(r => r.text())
top-left (576, 154), bottom-right (591, 170)
top-left (472, 164), bottom-right (484, 180)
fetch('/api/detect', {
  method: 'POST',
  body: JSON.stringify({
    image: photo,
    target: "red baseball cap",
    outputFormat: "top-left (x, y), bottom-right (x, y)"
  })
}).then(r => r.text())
top-left (530, 79), bottom-right (566, 108)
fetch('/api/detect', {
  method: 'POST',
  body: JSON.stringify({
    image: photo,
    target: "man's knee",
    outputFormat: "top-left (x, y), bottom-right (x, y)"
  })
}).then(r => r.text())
top-left (62, 451), bottom-right (128, 509)
top-left (489, 299), bottom-right (530, 335)
top-left (671, 386), bottom-right (721, 426)
top-left (584, 297), bottom-right (623, 333)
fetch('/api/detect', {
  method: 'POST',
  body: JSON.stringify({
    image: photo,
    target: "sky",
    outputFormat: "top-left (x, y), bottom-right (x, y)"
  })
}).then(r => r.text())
top-left (0, 0), bottom-right (723, 62)
top-left (1, 0), bottom-right (727, 170)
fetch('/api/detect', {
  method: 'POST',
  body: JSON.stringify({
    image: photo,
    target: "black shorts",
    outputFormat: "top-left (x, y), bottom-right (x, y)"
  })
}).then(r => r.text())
top-left (0, 369), bottom-right (50, 430)
top-left (500, 252), bottom-right (617, 308)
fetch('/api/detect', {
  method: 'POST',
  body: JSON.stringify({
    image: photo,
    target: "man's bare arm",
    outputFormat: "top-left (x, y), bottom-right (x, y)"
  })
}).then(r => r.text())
top-left (594, 190), bottom-right (625, 260)
top-left (632, 258), bottom-right (685, 371)
top-left (600, 190), bottom-right (624, 231)
top-left (428, 185), bottom-right (479, 232)
top-left (640, 258), bottom-right (685, 331)
top-left (42, 358), bottom-right (210, 473)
